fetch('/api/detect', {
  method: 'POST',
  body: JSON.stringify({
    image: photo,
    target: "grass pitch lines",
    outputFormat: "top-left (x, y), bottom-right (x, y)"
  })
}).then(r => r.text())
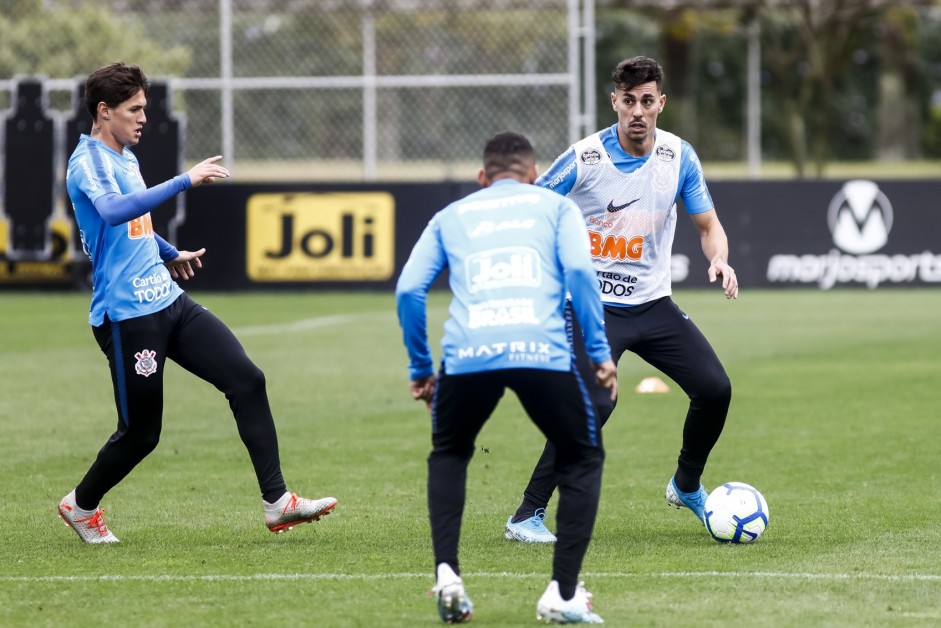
top-left (231, 314), bottom-right (361, 337)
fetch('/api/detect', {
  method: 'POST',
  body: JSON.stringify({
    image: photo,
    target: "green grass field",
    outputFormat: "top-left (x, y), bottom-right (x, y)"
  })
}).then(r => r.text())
top-left (1, 289), bottom-right (939, 627)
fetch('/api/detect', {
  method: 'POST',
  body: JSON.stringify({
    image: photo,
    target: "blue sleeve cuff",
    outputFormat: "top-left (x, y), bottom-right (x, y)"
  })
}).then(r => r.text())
top-left (154, 233), bottom-right (179, 262)
top-left (408, 363), bottom-right (435, 381)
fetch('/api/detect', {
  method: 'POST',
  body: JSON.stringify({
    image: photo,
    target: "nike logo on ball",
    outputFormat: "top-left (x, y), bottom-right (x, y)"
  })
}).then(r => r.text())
top-left (606, 198), bottom-right (640, 212)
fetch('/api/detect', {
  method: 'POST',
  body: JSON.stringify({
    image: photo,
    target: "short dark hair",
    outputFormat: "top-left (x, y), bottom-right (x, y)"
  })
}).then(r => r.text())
top-left (84, 62), bottom-right (150, 120)
top-left (482, 132), bottom-right (535, 179)
top-left (611, 56), bottom-right (664, 92)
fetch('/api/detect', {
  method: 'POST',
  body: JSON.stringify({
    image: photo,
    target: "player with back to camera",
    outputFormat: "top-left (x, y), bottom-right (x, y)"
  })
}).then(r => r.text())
top-left (503, 55), bottom-right (739, 544)
top-left (58, 61), bottom-right (336, 544)
top-left (396, 132), bottom-right (617, 624)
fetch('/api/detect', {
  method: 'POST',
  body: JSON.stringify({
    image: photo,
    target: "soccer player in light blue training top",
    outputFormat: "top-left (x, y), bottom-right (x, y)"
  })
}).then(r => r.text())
top-left (58, 62), bottom-right (336, 544)
top-left (504, 56), bottom-right (740, 544)
top-left (397, 132), bottom-right (616, 624)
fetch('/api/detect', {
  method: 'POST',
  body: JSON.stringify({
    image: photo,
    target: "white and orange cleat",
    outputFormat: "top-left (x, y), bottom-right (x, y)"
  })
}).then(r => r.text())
top-left (264, 491), bottom-right (337, 533)
top-left (58, 490), bottom-right (120, 544)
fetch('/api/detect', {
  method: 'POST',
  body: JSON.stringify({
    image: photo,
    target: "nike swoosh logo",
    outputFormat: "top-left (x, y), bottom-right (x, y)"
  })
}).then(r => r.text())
top-left (606, 198), bottom-right (640, 213)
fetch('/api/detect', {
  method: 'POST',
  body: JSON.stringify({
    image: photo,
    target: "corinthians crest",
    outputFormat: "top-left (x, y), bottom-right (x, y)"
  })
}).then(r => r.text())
top-left (134, 349), bottom-right (158, 377)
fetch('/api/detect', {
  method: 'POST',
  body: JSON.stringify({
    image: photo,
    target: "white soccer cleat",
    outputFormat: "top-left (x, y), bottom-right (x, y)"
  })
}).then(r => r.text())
top-left (536, 580), bottom-right (603, 624)
top-left (264, 491), bottom-right (337, 533)
top-left (58, 490), bottom-right (120, 544)
top-left (431, 563), bottom-right (473, 624)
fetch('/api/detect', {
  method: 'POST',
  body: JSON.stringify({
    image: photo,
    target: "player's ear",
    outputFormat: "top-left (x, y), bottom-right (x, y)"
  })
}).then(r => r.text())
top-left (610, 91), bottom-right (618, 111)
top-left (527, 163), bottom-right (538, 185)
top-left (97, 102), bottom-right (110, 122)
top-left (477, 168), bottom-right (489, 188)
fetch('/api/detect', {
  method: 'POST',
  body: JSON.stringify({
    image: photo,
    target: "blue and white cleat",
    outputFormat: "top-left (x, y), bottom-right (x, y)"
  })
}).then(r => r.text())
top-left (536, 580), bottom-right (603, 624)
top-left (505, 508), bottom-right (557, 543)
top-left (665, 477), bottom-right (708, 525)
top-left (432, 563), bottom-right (473, 624)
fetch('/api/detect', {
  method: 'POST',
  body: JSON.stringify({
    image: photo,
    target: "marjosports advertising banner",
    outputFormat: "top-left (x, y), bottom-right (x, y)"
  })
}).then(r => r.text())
top-left (671, 179), bottom-right (941, 290)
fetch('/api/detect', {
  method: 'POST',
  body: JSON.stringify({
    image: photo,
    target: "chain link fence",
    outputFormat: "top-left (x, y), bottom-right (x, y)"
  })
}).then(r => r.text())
top-left (5, 0), bottom-right (594, 182)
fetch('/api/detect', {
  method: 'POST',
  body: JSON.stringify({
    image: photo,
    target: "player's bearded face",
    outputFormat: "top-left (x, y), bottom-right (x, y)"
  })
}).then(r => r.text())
top-left (611, 81), bottom-right (664, 152)
top-left (106, 89), bottom-right (148, 149)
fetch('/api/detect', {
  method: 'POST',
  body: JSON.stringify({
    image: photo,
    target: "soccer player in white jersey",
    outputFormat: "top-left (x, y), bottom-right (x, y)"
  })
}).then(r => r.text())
top-left (397, 132), bottom-right (616, 623)
top-left (504, 56), bottom-right (739, 544)
top-left (58, 62), bottom-right (336, 544)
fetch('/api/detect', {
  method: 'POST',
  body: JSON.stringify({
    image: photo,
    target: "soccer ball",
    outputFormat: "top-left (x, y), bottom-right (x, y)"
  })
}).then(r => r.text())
top-left (704, 482), bottom-right (769, 544)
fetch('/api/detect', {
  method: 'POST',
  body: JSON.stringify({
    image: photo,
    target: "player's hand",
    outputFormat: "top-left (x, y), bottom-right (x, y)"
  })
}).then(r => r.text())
top-left (186, 156), bottom-right (230, 187)
top-left (166, 248), bottom-right (206, 280)
top-left (708, 257), bottom-right (739, 299)
top-left (410, 374), bottom-right (436, 414)
top-left (593, 359), bottom-right (618, 402)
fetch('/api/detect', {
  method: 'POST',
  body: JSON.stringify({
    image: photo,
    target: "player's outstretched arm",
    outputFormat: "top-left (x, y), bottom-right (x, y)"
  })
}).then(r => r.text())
top-left (93, 157), bottom-right (227, 226)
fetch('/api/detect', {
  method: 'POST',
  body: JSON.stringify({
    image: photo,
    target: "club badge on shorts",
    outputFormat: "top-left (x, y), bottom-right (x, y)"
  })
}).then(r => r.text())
top-left (134, 349), bottom-right (158, 377)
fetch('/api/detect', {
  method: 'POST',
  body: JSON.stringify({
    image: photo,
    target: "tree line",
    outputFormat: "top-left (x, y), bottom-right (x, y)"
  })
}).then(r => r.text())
top-left (2, 0), bottom-right (939, 176)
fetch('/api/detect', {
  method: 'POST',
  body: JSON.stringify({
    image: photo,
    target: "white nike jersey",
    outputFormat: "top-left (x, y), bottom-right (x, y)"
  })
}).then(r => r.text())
top-left (567, 129), bottom-right (682, 305)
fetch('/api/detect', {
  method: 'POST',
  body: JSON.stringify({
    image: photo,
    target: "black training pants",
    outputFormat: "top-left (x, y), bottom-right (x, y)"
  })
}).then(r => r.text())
top-left (428, 367), bottom-right (604, 592)
top-left (75, 293), bottom-right (286, 509)
top-left (521, 296), bottom-right (731, 508)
